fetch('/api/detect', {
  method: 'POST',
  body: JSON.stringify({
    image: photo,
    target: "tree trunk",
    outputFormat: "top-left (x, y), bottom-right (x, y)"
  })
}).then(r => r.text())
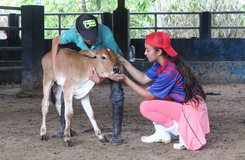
top-left (96, 0), bottom-right (101, 11)
top-left (80, 0), bottom-right (87, 12)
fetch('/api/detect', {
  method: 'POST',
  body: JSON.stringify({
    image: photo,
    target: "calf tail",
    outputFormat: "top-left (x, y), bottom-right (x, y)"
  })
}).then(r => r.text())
top-left (51, 36), bottom-right (60, 79)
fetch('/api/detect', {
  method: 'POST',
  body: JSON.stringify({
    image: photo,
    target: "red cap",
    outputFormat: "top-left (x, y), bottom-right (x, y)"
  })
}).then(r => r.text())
top-left (145, 32), bottom-right (178, 57)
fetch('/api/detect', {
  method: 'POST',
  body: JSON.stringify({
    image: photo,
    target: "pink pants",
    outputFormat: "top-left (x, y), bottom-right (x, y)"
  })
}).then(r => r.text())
top-left (140, 100), bottom-right (183, 128)
top-left (140, 99), bottom-right (210, 150)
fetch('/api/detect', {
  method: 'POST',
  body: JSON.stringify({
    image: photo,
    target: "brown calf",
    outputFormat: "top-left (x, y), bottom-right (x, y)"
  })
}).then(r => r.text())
top-left (40, 48), bottom-right (119, 147)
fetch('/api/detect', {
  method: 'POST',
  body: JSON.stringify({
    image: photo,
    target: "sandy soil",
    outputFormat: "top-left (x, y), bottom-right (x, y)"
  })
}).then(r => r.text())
top-left (0, 83), bottom-right (244, 160)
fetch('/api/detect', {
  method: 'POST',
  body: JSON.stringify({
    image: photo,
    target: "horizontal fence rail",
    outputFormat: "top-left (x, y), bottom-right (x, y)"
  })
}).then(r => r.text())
top-left (0, 6), bottom-right (21, 10)
top-left (44, 12), bottom-right (103, 35)
top-left (0, 47), bottom-right (24, 51)
top-left (0, 66), bottom-right (23, 71)
top-left (129, 12), bottom-right (201, 30)
top-left (0, 26), bottom-right (21, 31)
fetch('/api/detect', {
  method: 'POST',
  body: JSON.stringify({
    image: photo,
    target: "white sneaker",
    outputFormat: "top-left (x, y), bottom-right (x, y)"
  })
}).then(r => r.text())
top-left (141, 132), bottom-right (171, 143)
top-left (173, 143), bottom-right (186, 150)
top-left (173, 135), bottom-right (186, 150)
top-left (141, 122), bottom-right (171, 143)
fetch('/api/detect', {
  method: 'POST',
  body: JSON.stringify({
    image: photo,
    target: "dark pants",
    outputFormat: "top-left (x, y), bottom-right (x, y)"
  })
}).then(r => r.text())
top-left (109, 80), bottom-right (124, 143)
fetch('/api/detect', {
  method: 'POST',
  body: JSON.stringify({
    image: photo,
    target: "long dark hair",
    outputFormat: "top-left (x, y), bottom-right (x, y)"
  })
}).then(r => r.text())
top-left (159, 48), bottom-right (206, 104)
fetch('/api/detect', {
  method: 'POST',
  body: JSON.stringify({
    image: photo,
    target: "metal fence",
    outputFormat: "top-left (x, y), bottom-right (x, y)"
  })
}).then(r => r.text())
top-left (2, 10), bottom-right (244, 39)
top-left (129, 11), bottom-right (245, 38)
top-left (0, 6), bottom-right (23, 72)
top-left (0, 6), bottom-right (44, 88)
top-left (42, 11), bottom-right (245, 39)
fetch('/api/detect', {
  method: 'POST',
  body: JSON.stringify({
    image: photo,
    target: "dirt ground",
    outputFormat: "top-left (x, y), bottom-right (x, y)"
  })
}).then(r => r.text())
top-left (0, 82), bottom-right (244, 160)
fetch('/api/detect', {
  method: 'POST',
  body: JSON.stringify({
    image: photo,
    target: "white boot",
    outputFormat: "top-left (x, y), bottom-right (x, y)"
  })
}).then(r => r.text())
top-left (166, 120), bottom-right (179, 136)
top-left (173, 135), bottom-right (186, 150)
top-left (141, 122), bottom-right (171, 144)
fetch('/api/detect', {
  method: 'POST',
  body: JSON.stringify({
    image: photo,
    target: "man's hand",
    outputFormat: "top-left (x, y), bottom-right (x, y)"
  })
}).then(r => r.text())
top-left (109, 73), bottom-right (127, 82)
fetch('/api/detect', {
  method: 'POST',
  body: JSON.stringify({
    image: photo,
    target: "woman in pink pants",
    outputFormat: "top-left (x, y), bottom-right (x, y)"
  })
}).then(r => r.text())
top-left (89, 32), bottom-right (210, 151)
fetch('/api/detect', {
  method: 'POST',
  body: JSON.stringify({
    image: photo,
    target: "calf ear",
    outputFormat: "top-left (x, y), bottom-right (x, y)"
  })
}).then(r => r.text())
top-left (79, 50), bottom-right (97, 58)
top-left (107, 48), bottom-right (118, 61)
top-left (107, 48), bottom-right (124, 73)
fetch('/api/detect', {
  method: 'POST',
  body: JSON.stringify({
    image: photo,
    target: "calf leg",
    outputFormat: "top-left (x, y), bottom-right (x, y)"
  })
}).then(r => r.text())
top-left (63, 88), bottom-right (74, 147)
top-left (51, 92), bottom-right (66, 139)
top-left (40, 78), bottom-right (53, 141)
top-left (81, 95), bottom-right (107, 142)
top-left (54, 84), bottom-right (63, 115)
top-left (52, 91), bottom-right (77, 139)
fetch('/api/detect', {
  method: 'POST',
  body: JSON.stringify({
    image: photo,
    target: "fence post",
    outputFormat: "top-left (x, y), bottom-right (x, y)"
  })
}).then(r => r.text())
top-left (113, 0), bottom-right (129, 58)
top-left (102, 12), bottom-right (112, 30)
top-left (20, 5), bottom-right (44, 91)
top-left (8, 13), bottom-right (19, 42)
top-left (199, 12), bottom-right (211, 38)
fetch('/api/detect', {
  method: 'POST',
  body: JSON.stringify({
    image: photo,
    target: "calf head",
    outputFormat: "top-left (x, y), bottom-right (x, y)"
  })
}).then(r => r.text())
top-left (79, 48), bottom-right (120, 78)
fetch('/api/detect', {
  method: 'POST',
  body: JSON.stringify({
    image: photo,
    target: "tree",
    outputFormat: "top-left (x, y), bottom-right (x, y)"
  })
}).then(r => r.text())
top-left (1, 0), bottom-right (244, 38)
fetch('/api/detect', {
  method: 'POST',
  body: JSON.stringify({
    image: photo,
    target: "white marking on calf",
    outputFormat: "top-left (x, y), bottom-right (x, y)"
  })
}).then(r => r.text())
top-left (81, 95), bottom-right (105, 140)
top-left (73, 80), bottom-right (95, 99)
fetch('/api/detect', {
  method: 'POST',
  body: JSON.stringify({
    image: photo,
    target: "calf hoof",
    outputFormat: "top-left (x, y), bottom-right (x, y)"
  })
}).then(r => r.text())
top-left (52, 129), bottom-right (76, 139)
top-left (41, 135), bottom-right (49, 141)
top-left (70, 129), bottom-right (77, 137)
top-left (99, 136), bottom-right (109, 143)
top-left (64, 140), bottom-right (73, 147)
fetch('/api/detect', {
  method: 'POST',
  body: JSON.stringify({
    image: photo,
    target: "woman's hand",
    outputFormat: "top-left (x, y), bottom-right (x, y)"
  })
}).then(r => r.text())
top-left (117, 54), bottom-right (128, 66)
top-left (88, 67), bottom-right (101, 84)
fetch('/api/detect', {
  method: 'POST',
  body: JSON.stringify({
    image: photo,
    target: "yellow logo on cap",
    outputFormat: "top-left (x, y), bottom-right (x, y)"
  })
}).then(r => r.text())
top-left (83, 19), bottom-right (97, 28)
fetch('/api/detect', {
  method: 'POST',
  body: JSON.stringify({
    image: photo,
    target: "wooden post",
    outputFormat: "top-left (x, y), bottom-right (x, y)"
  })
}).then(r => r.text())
top-left (8, 13), bottom-right (19, 42)
top-left (21, 5), bottom-right (44, 90)
top-left (113, 0), bottom-right (130, 58)
top-left (102, 12), bottom-right (112, 30)
top-left (200, 12), bottom-right (211, 38)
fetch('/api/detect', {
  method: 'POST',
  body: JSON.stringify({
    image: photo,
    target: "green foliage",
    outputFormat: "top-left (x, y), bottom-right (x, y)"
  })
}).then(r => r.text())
top-left (148, 0), bottom-right (245, 38)
top-left (0, 0), bottom-right (244, 38)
